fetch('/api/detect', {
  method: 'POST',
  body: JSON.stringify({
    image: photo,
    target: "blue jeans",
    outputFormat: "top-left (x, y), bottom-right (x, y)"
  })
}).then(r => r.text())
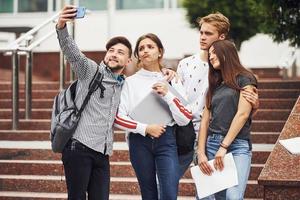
top-left (129, 126), bottom-right (179, 200)
top-left (62, 139), bottom-right (110, 200)
top-left (199, 134), bottom-right (252, 200)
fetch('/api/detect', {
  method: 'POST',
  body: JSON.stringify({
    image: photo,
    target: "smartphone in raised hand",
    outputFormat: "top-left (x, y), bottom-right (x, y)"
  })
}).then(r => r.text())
top-left (75, 7), bottom-right (86, 19)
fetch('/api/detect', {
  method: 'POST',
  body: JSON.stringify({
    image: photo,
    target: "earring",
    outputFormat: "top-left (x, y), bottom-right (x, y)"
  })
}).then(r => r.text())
top-left (159, 54), bottom-right (161, 57)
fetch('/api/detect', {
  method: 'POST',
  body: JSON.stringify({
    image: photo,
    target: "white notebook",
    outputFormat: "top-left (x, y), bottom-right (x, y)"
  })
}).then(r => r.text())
top-left (190, 153), bottom-right (238, 199)
top-left (129, 83), bottom-right (187, 125)
top-left (129, 91), bottom-right (173, 125)
top-left (279, 137), bottom-right (300, 154)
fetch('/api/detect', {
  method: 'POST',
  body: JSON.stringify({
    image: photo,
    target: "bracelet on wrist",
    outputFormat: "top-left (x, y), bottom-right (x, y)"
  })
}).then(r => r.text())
top-left (220, 142), bottom-right (229, 149)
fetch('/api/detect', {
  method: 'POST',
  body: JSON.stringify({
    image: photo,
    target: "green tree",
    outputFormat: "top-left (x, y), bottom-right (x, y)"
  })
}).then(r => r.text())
top-left (182, 0), bottom-right (264, 50)
top-left (260, 0), bottom-right (300, 47)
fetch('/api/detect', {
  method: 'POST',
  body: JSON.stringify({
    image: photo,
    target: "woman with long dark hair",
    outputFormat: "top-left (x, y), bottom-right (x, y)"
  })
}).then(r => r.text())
top-left (197, 40), bottom-right (257, 199)
top-left (115, 33), bottom-right (192, 200)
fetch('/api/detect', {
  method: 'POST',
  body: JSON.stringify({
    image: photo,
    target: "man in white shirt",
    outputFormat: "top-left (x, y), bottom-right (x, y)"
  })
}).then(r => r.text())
top-left (177, 12), bottom-right (259, 179)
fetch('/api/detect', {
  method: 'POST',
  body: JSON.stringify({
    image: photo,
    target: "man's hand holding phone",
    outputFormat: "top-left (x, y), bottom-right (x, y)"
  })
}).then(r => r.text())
top-left (75, 7), bottom-right (86, 18)
top-left (57, 5), bottom-right (86, 29)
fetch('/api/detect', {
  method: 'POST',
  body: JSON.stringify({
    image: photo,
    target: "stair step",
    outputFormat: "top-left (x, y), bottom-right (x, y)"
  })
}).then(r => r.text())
top-left (0, 191), bottom-right (66, 200)
top-left (0, 130), bottom-right (125, 142)
top-left (0, 99), bottom-right (53, 109)
top-left (0, 82), bottom-right (60, 90)
top-left (257, 80), bottom-right (300, 89)
top-left (258, 89), bottom-right (300, 99)
top-left (0, 160), bottom-right (264, 180)
top-left (0, 130), bottom-right (278, 144)
top-left (0, 120), bottom-right (51, 130)
top-left (0, 192), bottom-right (263, 200)
top-left (0, 119), bottom-right (286, 132)
top-left (259, 98), bottom-right (296, 109)
top-left (0, 98), bottom-right (297, 110)
top-left (1, 89), bottom-right (298, 99)
top-left (0, 175), bottom-right (263, 198)
top-left (251, 120), bottom-right (285, 132)
top-left (252, 109), bottom-right (290, 120)
top-left (250, 132), bottom-right (279, 144)
top-left (251, 68), bottom-right (282, 78)
top-left (0, 108), bottom-right (291, 121)
top-left (0, 141), bottom-right (273, 164)
top-left (0, 79), bottom-right (296, 89)
top-left (0, 80), bottom-right (298, 90)
top-left (0, 109), bottom-right (52, 119)
top-left (0, 90), bottom-right (57, 99)
top-left (0, 192), bottom-right (200, 200)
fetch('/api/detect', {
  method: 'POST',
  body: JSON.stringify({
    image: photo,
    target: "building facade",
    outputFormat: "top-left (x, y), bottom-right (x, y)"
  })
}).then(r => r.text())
top-left (0, 0), bottom-right (299, 71)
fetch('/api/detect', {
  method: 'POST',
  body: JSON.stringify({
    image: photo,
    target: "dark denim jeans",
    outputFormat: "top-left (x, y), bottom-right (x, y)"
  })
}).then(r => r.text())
top-left (178, 139), bottom-right (197, 178)
top-left (129, 126), bottom-right (179, 200)
top-left (62, 139), bottom-right (110, 200)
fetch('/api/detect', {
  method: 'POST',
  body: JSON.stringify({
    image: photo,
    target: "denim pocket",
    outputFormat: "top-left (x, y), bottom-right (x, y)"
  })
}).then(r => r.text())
top-left (207, 134), bottom-right (224, 148)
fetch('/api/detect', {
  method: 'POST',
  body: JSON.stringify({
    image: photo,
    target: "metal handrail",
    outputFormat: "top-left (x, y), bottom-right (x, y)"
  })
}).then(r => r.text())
top-left (19, 30), bottom-right (57, 51)
top-left (0, 13), bottom-right (60, 130)
top-left (1, 30), bottom-right (56, 53)
top-left (6, 13), bottom-right (59, 50)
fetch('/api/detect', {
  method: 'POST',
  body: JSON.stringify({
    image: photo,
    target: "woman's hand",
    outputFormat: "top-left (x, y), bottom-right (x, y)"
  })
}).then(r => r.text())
top-left (161, 68), bottom-right (179, 82)
top-left (146, 124), bottom-right (166, 138)
top-left (152, 82), bottom-right (168, 97)
top-left (213, 147), bottom-right (227, 171)
top-left (198, 151), bottom-right (214, 175)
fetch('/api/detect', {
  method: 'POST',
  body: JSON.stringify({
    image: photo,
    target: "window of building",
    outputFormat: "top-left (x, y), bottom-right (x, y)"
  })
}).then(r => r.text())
top-left (0, 0), bottom-right (13, 13)
top-left (18, 0), bottom-right (48, 12)
top-left (116, 0), bottom-right (164, 10)
top-left (79, 0), bottom-right (107, 10)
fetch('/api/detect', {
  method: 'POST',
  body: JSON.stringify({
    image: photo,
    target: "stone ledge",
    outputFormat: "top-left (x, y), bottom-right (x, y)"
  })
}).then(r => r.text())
top-left (258, 96), bottom-right (300, 199)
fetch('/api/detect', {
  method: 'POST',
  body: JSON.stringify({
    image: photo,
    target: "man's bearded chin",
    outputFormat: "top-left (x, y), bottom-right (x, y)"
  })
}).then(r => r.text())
top-left (104, 60), bottom-right (125, 72)
top-left (110, 65), bottom-right (125, 72)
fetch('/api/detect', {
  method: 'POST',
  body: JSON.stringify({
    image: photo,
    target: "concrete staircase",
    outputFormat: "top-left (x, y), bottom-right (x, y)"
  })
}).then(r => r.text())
top-left (0, 77), bottom-right (299, 200)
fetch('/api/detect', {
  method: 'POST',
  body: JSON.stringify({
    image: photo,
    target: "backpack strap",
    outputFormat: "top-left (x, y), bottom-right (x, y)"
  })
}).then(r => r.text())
top-left (76, 66), bottom-right (105, 117)
top-left (89, 70), bottom-right (105, 98)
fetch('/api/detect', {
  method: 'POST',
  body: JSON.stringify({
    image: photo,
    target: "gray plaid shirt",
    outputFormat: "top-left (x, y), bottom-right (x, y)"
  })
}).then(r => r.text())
top-left (57, 26), bottom-right (123, 155)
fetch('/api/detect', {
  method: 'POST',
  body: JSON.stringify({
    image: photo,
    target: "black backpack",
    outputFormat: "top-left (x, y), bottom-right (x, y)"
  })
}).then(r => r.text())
top-left (50, 68), bottom-right (105, 153)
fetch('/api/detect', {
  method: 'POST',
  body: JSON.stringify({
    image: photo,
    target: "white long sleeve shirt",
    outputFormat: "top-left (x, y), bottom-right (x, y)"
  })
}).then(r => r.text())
top-left (115, 68), bottom-right (192, 136)
top-left (177, 53), bottom-right (209, 136)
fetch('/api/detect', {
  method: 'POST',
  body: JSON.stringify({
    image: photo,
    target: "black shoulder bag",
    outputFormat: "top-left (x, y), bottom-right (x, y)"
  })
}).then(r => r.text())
top-left (169, 82), bottom-right (196, 155)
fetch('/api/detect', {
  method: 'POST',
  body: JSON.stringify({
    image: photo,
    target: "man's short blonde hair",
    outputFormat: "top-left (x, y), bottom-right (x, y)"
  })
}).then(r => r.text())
top-left (198, 12), bottom-right (230, 38)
